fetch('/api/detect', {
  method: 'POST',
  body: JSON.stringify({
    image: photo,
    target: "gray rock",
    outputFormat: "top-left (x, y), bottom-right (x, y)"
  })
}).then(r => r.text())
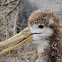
top-left (17, 0), bottom-right (62, 32)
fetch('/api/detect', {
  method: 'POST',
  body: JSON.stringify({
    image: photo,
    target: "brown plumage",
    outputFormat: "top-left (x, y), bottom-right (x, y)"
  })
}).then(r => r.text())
top-left (28, 10), bottom-right (62, 62)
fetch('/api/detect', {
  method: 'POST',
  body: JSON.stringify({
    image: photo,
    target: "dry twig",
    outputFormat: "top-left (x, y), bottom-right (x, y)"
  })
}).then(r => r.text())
top-left (0, 0), bottom-right (21, 21)
top-left (0, 0), bottom-right (17, 6)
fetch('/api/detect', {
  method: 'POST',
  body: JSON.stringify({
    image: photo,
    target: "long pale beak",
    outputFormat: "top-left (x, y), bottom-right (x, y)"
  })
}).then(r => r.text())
top-left (0, 27), bottom-right (33, 56)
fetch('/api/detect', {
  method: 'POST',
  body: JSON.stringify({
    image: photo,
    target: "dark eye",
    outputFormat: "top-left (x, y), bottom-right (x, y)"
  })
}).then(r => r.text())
top-left (39, 25), bottom-right (44, 28)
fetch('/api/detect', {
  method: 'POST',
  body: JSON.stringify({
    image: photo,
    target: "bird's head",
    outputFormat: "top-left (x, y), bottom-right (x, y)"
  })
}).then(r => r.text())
top-left (28, 10), bottom-right (54, 42)
top-left (0, 10), bottom-right (61, 56)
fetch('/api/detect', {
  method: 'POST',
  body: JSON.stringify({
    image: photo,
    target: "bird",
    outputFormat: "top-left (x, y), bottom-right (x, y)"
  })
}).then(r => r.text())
top-left (28, 10), bottom-right (62, 62)
top-left (0, 10), bottom-right (62, 62)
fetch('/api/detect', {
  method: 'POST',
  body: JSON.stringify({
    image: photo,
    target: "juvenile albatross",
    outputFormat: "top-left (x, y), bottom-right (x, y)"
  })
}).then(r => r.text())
top-left (0, 10), bottom-right (62, 62)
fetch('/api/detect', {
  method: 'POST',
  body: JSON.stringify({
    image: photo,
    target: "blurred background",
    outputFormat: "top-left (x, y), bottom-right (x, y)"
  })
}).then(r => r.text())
top-left (0, 0), bottom-right (62, 62)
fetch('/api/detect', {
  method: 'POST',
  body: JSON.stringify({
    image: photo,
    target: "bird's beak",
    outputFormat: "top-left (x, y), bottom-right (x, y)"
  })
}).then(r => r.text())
top-left (0, 27), bottom-right (33, 56)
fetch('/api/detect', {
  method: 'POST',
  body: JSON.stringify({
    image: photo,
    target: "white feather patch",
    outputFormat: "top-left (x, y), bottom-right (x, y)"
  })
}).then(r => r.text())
top-left (29, 24), bottom-right (53, 62)
top-left (49, 18), bottom-right (54, 25)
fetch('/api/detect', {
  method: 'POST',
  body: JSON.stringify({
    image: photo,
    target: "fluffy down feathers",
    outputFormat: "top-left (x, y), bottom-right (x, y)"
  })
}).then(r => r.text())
top-left (28, 10), bottom-right (60, 26)
top-left (28, 10), bottom-right (62, 62)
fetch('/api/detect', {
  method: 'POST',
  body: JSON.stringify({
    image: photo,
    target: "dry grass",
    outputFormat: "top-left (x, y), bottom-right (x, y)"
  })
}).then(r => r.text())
top-left (0, 0), bottom-right (38, 62)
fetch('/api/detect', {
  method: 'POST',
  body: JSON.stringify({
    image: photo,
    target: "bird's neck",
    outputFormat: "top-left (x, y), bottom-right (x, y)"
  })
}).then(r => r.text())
top-left (37, 40), bottom-right (50, 53)
top-left (36, 40), bottom-right (50, 62)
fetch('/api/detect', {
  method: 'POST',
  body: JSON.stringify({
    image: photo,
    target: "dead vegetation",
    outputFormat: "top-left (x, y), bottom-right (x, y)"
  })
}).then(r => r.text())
top-left (0, 0), bottom-right (38, 62)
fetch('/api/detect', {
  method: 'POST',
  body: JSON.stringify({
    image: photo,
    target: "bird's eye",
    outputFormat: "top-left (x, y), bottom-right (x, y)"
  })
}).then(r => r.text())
top-left (39, 25), bottom-right (44, 28)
